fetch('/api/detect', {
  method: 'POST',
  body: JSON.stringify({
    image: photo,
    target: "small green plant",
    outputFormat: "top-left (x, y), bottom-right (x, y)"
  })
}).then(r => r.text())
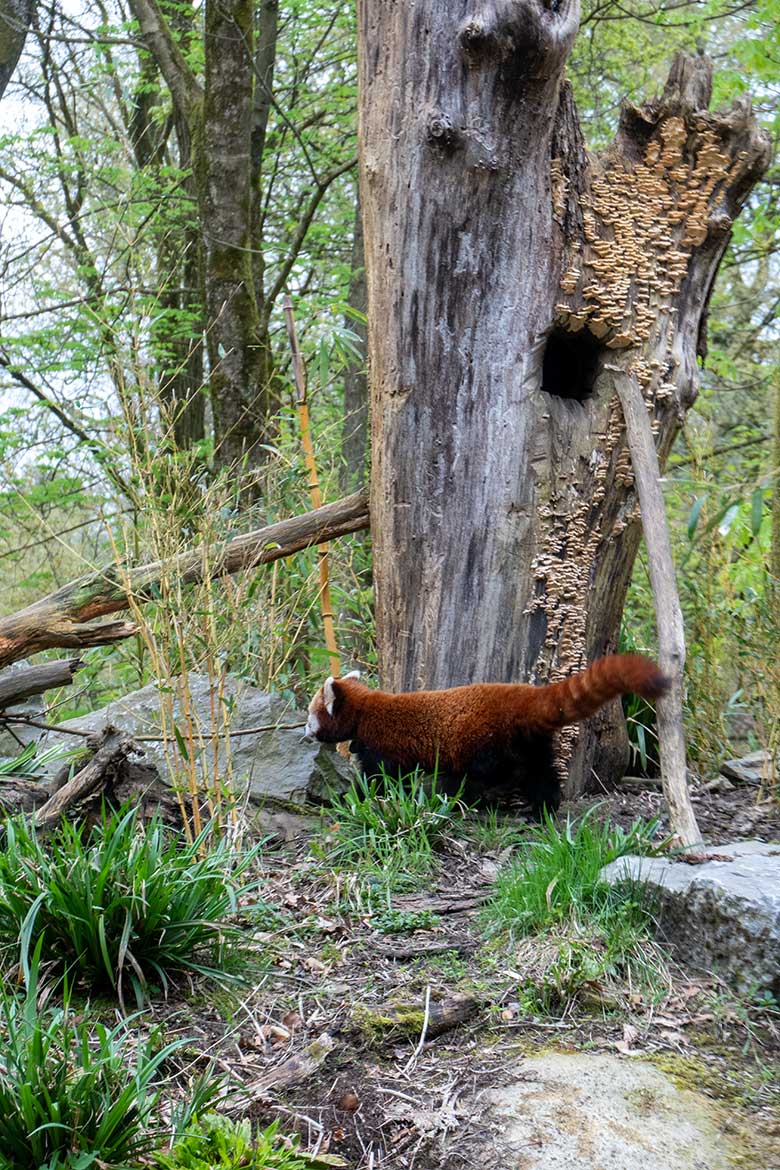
top-left (155, 1114), bottom-right (345, 1169)
top-left (371, 907), bottom-right (441, 935)
top-left (316, 768), bottom-right (466, 887)
top-left (0, 807), bottom-right (263, 1006)
top-left (0, 741), bottom-right (77, 777)
top-left (485, 809), bottom-right (668, 1014)
top-left (484, 806), bottom-right (662, 936)
top-left (0, 950), bottom-right (212, 1170)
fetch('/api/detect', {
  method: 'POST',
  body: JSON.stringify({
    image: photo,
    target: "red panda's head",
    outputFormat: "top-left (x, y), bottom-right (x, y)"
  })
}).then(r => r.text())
top-left (305, 671), bottom-right (362, 741)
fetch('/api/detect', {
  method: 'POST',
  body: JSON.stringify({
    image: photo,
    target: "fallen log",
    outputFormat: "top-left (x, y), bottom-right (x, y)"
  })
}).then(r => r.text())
top-left (353, 993), bottom-right (479, 1043)
top-left (0, 488), bottom-right (370, 669)
top-left (0, 659), bottom-right (82, 710)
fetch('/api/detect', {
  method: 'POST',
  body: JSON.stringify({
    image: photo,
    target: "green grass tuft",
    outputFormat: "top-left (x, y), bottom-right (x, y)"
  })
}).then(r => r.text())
top-left (314, 768), bottom-right (466, 888)
top-left (484, 807), bottom-right (669, 1013)
top-left (0, 806), bottom-right (263, 1007)
top-left (485, 806), bottom-right (662, 936)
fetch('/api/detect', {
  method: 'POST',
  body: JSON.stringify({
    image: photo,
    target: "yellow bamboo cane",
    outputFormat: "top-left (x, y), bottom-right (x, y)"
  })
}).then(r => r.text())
top-left (283, 294), bottom-right (342, 680)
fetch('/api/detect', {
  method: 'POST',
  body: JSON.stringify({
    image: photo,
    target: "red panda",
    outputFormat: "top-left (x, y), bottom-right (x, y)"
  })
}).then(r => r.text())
top-left (305, 655), bottom-right (668, 816)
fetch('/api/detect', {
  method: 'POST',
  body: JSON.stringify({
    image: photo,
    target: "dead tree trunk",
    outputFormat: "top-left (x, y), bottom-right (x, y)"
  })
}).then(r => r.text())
top-left (360, 0), bottom-right (769, 794)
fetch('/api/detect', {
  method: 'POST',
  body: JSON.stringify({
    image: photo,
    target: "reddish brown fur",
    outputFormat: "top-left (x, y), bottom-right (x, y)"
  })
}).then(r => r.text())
top-left (307, 654), bottom-right (667, 778)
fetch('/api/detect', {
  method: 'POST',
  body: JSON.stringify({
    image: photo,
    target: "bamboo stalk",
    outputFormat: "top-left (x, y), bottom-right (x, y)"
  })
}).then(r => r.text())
top-left (283, 293), bottom-right (342, 679)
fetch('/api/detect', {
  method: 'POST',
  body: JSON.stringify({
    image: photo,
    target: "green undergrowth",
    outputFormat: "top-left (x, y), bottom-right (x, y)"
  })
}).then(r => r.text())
top-left (484, 808), bottom-right (670, 1013)
top-left (313, 768), bottom-right (467, 891)
top-left (0, 807), bottom-right (265, 1007)
top-left (0, 949), bottom-right (213, 1170)
top-left (155, 1114), bottom-right (345, 1170)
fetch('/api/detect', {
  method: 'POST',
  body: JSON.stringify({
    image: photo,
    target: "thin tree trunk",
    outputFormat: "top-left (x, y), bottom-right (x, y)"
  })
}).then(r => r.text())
top-left (340, 193), bottom-right (369, 493)
top-left (0, 0), bottom-right (33, 101)
top-left (202, 0), bottom-right (269, 480)
top-left (360, 5), bottom-right (769, 796)
top-left (614, 369), bottom-right (700, 846)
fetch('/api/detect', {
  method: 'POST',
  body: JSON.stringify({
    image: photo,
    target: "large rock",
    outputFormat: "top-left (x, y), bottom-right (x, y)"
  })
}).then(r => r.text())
top-left (602, 842), bottom-right (780, 995)
top-left (0, 660), bottom-right (46, 758)
top-left (488, 1052), bottom-right (744, 1169)
top-left (41, 674), bottom-right (353, 806)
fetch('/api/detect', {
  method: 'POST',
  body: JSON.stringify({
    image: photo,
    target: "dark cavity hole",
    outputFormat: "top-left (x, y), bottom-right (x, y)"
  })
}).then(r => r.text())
top-left (541, 327), bottom-right (601, 402)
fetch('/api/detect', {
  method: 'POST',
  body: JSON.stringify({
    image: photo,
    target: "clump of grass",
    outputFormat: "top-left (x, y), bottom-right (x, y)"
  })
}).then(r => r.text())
top-left (155, 1114), bottom-right (343, 1170)
top-left (0, 950), bottom-right (212, 1170)
top-left (484, 808), bottom-right (669, 1013)
top-left (468, 807), bottom-right (530, 853)
top-left (0, 807), bottom-right (262, 1007)
top-left (316, 768), bottom-right (466, 887)
top-left (485, 806), bottom-right (662, 936)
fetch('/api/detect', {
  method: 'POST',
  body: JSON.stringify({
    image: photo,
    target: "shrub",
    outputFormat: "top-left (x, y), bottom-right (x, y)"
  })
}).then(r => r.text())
top-left (0, 951), bottom-right (212, 1170)
top-left (0, 807), bottom-right (262, 1006)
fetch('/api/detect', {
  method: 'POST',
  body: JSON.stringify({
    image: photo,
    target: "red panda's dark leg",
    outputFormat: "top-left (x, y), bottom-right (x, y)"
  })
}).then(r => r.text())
top-left (516, 734), bottom-right (560, 820)
top-left (350, 741), bottom-right (397, 780)
top-left (462, 735), bottom-right (560, 819)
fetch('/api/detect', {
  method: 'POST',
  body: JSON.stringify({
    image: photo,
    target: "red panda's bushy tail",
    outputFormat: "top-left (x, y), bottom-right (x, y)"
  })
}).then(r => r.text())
top-left (526, 654), bottom-right (669, 731)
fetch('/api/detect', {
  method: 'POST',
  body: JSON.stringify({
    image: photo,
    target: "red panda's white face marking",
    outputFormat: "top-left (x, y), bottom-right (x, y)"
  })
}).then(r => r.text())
top-left (305, 671), bottom-right (361, 739)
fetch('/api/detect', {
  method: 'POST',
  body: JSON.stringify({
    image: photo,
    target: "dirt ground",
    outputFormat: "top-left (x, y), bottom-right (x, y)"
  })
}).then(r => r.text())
top-left (155, 778), bottom-right (780, 1169)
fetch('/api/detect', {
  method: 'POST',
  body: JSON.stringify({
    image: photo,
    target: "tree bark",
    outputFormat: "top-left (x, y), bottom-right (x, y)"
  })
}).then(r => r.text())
top-left (0, 0), bottom-right (33, 101)
top-left (360, 8), bottom-right (769, 794)
top-left (0, 489), bottom-right (370, 668)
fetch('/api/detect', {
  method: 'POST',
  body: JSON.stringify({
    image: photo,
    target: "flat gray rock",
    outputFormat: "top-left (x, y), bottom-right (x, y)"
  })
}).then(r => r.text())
top-left (721, 750), bottom-right (774, 786)
top-left (602, 841), bottom-right (780, 995)
top-left (40, 673), bottom-right (352, 807)
top-left (489, 1052), bottom-right (740, 1169)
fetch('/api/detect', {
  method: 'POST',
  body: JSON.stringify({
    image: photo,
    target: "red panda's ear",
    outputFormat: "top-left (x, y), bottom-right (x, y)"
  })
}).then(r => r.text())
top-left (322, 676), bottom-right (336, 715)
top-left (342, 670), bottom-right (361, 681)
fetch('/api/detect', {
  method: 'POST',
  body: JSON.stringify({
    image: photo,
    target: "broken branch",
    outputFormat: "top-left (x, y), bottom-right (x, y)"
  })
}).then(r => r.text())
top-left (0, 488), bottom-right (370, 668)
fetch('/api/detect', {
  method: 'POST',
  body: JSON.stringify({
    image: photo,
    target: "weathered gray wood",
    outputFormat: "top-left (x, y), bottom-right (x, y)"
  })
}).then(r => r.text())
top-left (614, 369), bottom-right (700, 846)
top-left (360, 14), bottom-right (769, 794)
top-left (0, 659), bottom-right (82, 711)
top-left (34, 728), bottom-right (132, 828)
top-left (0, 489), bottom-right (370, 668)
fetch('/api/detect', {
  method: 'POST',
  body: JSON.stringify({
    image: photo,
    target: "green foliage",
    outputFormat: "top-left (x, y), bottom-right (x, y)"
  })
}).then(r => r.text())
top-left (0, 742), bottom-right (77, 777)
top-left (371, 907), bottom-right (442, 935)
top-left (0, 950), bottom-right (212, 1170)
top-left (0, 808), bottom-right (263, 1006)
top-left (315, 769), bottom-right (466, 887)
top-left (155, 1114), bottom-right (345, 1170)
